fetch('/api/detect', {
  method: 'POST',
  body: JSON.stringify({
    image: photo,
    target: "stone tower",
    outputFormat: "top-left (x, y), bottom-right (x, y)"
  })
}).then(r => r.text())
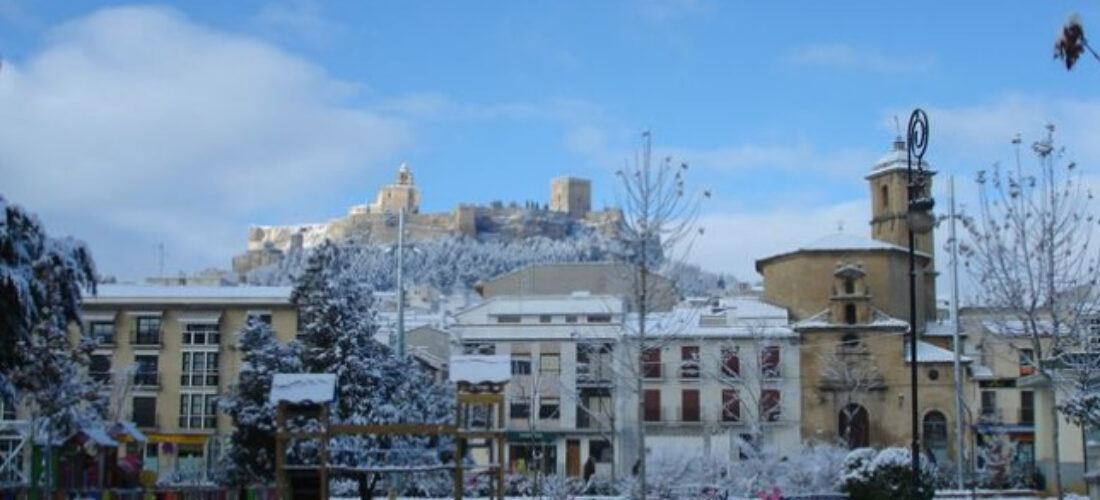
top-left (550, 177), bottom-right (591, 218)
top-left (865, 137), bottom-right (935, 256)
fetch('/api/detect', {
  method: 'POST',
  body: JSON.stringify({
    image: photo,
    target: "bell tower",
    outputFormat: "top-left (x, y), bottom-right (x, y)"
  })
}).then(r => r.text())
top-left (866, 137), bottom-right (935, 256)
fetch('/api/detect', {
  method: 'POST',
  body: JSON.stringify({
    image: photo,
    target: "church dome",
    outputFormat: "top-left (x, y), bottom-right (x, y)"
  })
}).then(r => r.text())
top-left (871, 137), bottom-right (930, 173)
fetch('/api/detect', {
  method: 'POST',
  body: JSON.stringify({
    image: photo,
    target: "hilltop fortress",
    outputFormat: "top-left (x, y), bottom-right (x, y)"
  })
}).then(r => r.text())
top-left (231, 164), bottom-right (622, 274)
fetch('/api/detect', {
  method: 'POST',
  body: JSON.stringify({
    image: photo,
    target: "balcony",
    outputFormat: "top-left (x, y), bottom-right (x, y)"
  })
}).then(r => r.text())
top-left (90, 371), bottom-right (112, 384)
top-left (1019, 365), bottom-right (1036, 377)
top-left (178, 415), bottom-right (217, 430)
top-left (576, 365), bottom-right (614, 387)
top-left (642, 407), bottom-right (704, 426)
top-left (180, 372), bottom-right (220, 388)
top-left (761, 366), bottom-right (782, 380)
top-left (1018, 408), bottom-right (1035, 426)
top-left (979, 407), bottom-right (1003, 423)
top-left (679, 362), bottom-right (701, 380)
top-left (130, 330), bottom-right (162, 347)
top-left (133, 372), bottom-right (161, 389)
top-left (93, 333), bottom-right (116, 347)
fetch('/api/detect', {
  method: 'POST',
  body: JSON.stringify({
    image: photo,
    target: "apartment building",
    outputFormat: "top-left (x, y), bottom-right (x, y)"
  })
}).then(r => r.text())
top-left (81, 284), bottom-right (298, 483)
top-left (451, 292), bottom-right (801, 480)
top-left (630, 297), bottom-right (801, 460)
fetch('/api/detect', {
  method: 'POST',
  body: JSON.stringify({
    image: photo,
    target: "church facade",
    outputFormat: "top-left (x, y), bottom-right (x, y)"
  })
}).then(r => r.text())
top-left (755, 137), bottom-right (969, 464)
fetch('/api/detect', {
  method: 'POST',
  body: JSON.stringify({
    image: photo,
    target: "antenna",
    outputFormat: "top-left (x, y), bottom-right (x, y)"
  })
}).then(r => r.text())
top-left (893, 116), bottom-right (902, 139)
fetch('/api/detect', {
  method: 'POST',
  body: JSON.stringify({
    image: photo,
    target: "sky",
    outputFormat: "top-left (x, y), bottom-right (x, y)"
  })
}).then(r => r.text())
top-left (2, 1), bottom-right (1099, 294)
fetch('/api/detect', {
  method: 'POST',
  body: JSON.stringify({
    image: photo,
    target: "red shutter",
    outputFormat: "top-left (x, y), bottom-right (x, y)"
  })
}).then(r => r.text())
top-left (644, 390), bottom-right (661, 422)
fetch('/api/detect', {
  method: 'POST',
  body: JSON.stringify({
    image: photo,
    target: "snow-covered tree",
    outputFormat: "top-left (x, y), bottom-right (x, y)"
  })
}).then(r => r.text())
top-left (292, 240), bottom-right (455, 499)
top-left (817, 341), bottom-right (884, 448)
top-left (0, 195), bottom-right (97, 398)
top-left (219, 316), bottom-right (303, 486)
top-left (962, 125), bottom-right (1100, 499)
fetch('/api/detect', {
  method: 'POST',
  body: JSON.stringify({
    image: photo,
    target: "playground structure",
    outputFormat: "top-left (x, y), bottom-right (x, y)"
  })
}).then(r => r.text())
top-left (272, 355), bottom-right (511, 500)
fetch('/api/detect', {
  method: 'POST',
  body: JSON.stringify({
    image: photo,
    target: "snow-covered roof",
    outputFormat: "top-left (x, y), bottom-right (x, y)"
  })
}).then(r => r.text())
top-left (717, 296), bottom-right (789, 321)
top-left (449, 355), bottom-right (511, 385)
top-left (924, 321), bottom-right (967, 337)
top-left (87, 284), bottom-right (294, 305)
top-left (80, 427), bottom-right (119, 447)
top-left (970, 364), bottom-right (994, 379)
top-left (464, 294), bottom-right (625, 318)
top-left (866, 138), bottom-right (933, 177)
top-left (982, 319), bottom-right (1064, 337)
top-left (794, 308), bottom-right (909, 330)
top-left (112, 422), bottom-right (147, 442)
top-left (624, 307), bottom-right (794, 338)
top-left (269, 374), bottom-right (336, 405)
top-left (757, 233), bottom-right (931, 270)
top-left (905, 341), bottom-right (973, 364)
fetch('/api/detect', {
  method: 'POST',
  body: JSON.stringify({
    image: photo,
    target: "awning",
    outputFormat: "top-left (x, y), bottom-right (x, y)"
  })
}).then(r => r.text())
top-left (146, 434), bottom-right (209, 445)
top-left (175, 312), bottom-right (222, 325)
top-left (111, 422), bottom-right (148, 443)
top-left (126, 310), bottom-right (163, 317)
top-left (83, 312), bottom-right (118, 322)
top-left (78, 427), bottom-right (119, 447)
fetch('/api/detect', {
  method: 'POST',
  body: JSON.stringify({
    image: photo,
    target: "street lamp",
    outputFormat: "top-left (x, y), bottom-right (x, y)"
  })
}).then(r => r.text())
top-left (907, 108), bottom-right (933, 495)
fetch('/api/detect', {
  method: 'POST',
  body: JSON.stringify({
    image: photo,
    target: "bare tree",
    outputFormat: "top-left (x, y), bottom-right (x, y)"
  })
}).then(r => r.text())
top-left (963, 125), bottom-right (1100, 499)
top-left (1055, 13), bottom-right (1100, 70)
top-left (614, 130), bottom-right (705, 499)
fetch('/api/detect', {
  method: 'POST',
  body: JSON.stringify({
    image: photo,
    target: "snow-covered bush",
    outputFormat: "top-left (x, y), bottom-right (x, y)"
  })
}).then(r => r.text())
top-left (838, 447), bottom-right (936, 500)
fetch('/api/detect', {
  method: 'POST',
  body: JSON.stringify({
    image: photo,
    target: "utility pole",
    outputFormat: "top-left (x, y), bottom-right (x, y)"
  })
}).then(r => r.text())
top-left (950, 175), bottom-right (967, 490)
top-left (396, 207), bottom-right (406, 357)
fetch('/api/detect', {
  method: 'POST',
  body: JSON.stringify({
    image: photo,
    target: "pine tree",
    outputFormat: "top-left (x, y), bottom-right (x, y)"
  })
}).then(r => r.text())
top-left (219, 316), bottom-right (303, 486)
top-left (292, 240), bottom-right (454, 499)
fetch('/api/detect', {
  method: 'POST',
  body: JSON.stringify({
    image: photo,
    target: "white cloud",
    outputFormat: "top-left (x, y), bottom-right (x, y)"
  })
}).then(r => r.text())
top-left (253, 0), bottom-right (344, 46)
top-left (688, 200), bottom-right (868, 282)
top-left (0, 6), bottom-right (410, 277)
top-left (786, 43), bottom-right (936, 74)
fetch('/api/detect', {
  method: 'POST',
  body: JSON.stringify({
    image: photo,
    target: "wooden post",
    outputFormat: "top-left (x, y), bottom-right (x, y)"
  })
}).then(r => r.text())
top-left (319, 405), bottom-right (329, 500)
top-left (275, 402), bottom-right (286, 500)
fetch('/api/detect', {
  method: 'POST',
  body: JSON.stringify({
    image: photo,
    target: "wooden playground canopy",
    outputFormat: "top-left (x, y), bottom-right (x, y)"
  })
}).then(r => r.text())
top-left (271, 356), bottom-right (513, 500)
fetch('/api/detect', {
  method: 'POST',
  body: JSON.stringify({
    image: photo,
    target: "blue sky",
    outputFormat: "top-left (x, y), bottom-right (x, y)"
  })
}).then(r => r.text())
top-left (2, 1), bottom-right (1098, 290)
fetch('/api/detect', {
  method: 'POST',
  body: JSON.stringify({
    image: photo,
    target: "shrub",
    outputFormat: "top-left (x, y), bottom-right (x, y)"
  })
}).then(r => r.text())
top-left (838, 447), bottom-right (936, 500)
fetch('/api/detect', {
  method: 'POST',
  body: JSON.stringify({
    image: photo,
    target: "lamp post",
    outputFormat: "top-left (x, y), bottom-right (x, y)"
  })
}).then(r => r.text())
top-left (906, 108), bottom-right (934, 496)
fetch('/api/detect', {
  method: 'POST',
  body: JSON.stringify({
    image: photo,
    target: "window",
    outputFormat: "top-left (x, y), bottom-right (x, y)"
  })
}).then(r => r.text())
top-left (761, 346), bottom-right (781, 378)
top-left (641, 348), bottom-right (662, 378)
top-left (511, 354), bottom-right (532, 375)
top-left (133, 317), bottom-right (161, 345)
top-left (510, 398), bottom-right (531, 419)
top-left (540, 353), bottom-right (560, 373)
top-left (760, 389), bottom-right (781, 422)
top-left (497, 315), bottom-right (521, 324)
top-left (1019, 348), bottom-right (1035, 376)
top-left (183, 324), bottom-right (220, 346)
top-left (462, 343), bottom-right (496, 355)
top-left (589, 440), bottom-right (613, 463)
top-left (721, 389), bottom-right (740, 422)
top-left (90, 355), bottom-right (111, 383)
top-left (539, 315), bottom-right (552, 324)
top-left (586, 314), bottom-right (611, 323)
top-left (844, 304), bottom-right (857, 325)
top-left (132, 396), bottom-right (157, 428)
top-left (1020, 391), bottom-right (1035, 424)
top-left (538, 398), bottom-right (560, 419)
top-left (843, 279), bottom-right (855, 295)
top-left (840, 333), bottom-right (860, 349)
top-left (923, 411), bottom-right (948, 450)
top-left (643, 390), bottom-right (661, 422)
top-left (90, 321), bottom-right (115, 345)
top-left (721, 348), bottom-right (740, 377)
top-left (680, 346), bottom-right (700, 378)
top-left (881, 185), bottom-right (889, 209)
top-left (134, 355), bottom-right (159, 387)
top-left (178, 393), bottom-right (217, 429)
top-left (0, 395), bottom-right (14, 421)
top-left (980, 390), bottom-right (998, 418)
top-left (181, 351), bottom-right (219, 387)
top-left (681, 389), bottom-right (700, 422)
top-left (248, 311), bottom-right (273, 326)
top-left (565, 315), bottom-right (578, 324)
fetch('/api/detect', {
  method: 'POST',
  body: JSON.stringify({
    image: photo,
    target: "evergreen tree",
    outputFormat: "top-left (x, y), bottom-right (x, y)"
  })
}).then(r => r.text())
top-left (219, 316), bottom-right (303, 486)
top-left (292, 240), bottom-right (454, 499)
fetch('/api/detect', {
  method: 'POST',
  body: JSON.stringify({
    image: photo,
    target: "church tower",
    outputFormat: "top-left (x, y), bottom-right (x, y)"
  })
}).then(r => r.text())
top-left (865, 137), bottom-right (935, 256)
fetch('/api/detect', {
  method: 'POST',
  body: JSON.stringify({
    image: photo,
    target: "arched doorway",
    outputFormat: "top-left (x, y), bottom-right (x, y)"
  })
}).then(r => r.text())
top-left (923, 410), bottom-right (948, 465)
top-left (838, 404), bottom-right (869, 448)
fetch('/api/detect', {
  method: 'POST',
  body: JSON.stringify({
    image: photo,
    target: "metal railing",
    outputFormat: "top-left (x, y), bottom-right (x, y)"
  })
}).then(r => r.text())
top-left (133, 372), bottom-right (161, 388)
top-left (130, 330), bottom-right (162, 347)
